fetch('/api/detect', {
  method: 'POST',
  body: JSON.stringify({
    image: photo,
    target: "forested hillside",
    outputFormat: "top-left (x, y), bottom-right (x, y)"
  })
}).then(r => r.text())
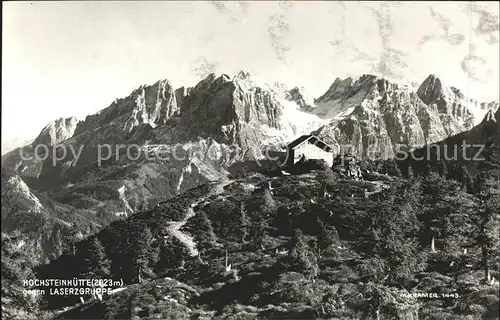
top-left (6, 157), bottom-right (496, 320)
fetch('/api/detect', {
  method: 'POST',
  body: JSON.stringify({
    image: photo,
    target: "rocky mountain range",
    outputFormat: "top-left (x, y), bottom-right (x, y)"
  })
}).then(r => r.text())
top-left (33, 117), bottom-right (80, 147)
top-left (23, 106), bottom-right (500, 319)
top-left (312, 74), bottom-right (492, 159)
top-left (1, 71), bottom-right (498, 260)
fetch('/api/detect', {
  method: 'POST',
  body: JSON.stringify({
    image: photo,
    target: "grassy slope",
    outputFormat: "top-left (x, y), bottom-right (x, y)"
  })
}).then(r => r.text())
top-left (38, 168), bottom-right (499, 320)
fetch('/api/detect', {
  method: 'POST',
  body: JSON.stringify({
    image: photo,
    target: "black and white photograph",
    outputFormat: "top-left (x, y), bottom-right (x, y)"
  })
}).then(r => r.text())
top-left (1, 1), bottom-right (499, 319)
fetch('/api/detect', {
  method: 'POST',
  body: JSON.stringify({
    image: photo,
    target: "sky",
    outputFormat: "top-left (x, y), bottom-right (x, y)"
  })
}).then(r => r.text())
top-left (2, 1), bottom-right (499, 141)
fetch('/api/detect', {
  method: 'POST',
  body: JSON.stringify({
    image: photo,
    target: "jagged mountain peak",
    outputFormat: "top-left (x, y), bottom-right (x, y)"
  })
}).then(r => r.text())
top-left (421, 74), bottom-right (442, 85)
top-left (195, 70), bottom-right (289, 96)
top-left (418, 74), bottom-right (499, 126)
top-left (423, 73), bottom-right (440, 82)
top-left (137, 78), bottom-right (173, 90)
top-left (316, 74), bottom-right (414, 106)
top-left (190, 73), bottom-right (218, 92)
top-left (287, 86), bottom-right (316, 112)
top-left (450, 86), bottom-right (465, 99)
top-left (42, 116), bottom-right (80, 130)
top-left (358, 73), bottom-right (379, 82)
top-left (235, 70), bottom-right (253, 80)
top-left (191, 73), bottom-right (233, 93)
top-left (232, 70), bottom-right (273, 92)
top-left (176, 70), bottom-right (324, 149)
top-left (482, 108), bottom-right (499, 124)
top-left (310, 72), bottom-right (489, 159)
top-left (418, 74), bottom-right (484, 127)
top-left (315, 77), bottom-right (353, 104)
top-left (73, 78), bottom-right (179, 136)
top-left (33, 116), bottom-right (80, 147)
top-left (314, 73), bottom-right (419, 120)
top-left (189, 71), bottom-right (268, 96)
top-left (349, 73), bottom-right (408, 87)
top-left (3, 68), bottom-right (497, 268)
top-left (363, 74), bottom-right (419, 93)
top-left (481, 101), bottom-right (500, 112)
top-left (417, 74), bottom-right (455, 105)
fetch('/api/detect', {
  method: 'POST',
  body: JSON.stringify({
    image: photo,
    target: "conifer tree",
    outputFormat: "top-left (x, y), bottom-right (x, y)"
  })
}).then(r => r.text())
top-left (418, 173), bottom-right (450, 252)
top-left (436, 160), bottom-right (447, 177)
top-left (471, 173), bottom-right (500, 282)
top-left (157, 236), bottom-right (188, 272)
top-left (81, 236), bottom-right (110, 280)
top-left (261, 189), bottom-right (276, 216)
top-left (282, 229), bottom-right (319, 278)
top-left (446, 161), bottom-right (460, 181)
top-left (250, 213), bottom-right (267, 248)
top-left (458, 164), bottom-right (474, 193)
top-left (1, 233), bottom-right (41, 318)
top-left (407, 164), bottom-right (415, 180)
top-left (316, 218), bottom-right (338, 257)
top-left (358, 183), bottom-right (426, 284)
top-left (62, 223), bottom-right (80, 256)
top-left (197, 211), bottom-right (217, 252)
top-left (129, 226), bottom-right (158, 283)
top-left (318, 166), bottom-right (336, 197)
top-left (240, 203), bottom-right (251, 242)
top-left (421, 161), bottom-right (432, 177)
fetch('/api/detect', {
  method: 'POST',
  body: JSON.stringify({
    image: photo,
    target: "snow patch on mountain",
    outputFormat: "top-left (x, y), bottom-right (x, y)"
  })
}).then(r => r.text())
top-left (118, 185), bottom-right (134, 216)
top-left (176, 164), bottom-right (193, 193)
top-left (271, 97), bottom-right (327, 144)
top-left (314, 76), bottom-right (369, 119)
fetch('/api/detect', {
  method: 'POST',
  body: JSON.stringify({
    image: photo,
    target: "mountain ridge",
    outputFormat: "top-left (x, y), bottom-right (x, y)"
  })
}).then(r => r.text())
top-left (5, 71), bottom-right (496, 154)
top-left (1, 70), bottom-right (498, 261)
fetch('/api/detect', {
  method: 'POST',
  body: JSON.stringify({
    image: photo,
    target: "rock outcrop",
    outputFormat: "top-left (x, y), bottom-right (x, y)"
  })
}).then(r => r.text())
top-left (175, 71), bottom-right (323, 151)
top-left (287, 86), bottom-right (316, 112)
top-left (2, 70), bottom-right (497, 260)
top-left (0, 168), bottom-right (96, 261)
top-left (416, 75), bottom-right (475, 134)
top-left (1, 117), bottom-right (79, 179)
top-left (73, 79), bottom-right (179, 138)
top-left (32, 116), bottom-right (80, 147)
top-left (310, 74), bottom-right (496, 159)
top-left (1, 71), bottom-right (325, 258)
